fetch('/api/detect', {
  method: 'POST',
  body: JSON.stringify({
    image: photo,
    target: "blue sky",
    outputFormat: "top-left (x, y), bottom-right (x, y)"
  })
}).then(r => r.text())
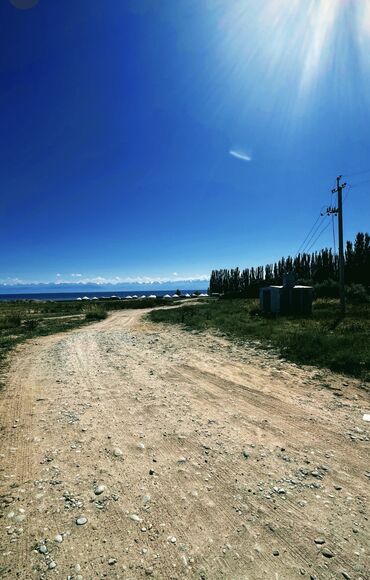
top-left (1, 0), bottom-right (370, 288)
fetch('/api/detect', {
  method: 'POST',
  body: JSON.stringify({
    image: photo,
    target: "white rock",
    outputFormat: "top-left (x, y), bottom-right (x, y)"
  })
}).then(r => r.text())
top-left (94, 485), bottom-right (105, 495)
top-left (113, 447), bottom-right (123, 457)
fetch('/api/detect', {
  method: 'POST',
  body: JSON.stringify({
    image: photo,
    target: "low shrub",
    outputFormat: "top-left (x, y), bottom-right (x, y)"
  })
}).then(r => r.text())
top-left (85, 308), bottom-right (107, 321)
top-left (23, 319), bottom-right (39, 331)
top-left (314, 279), bottom-right (339, 299)
top-left (0, 314), bottom-right (22, 329)
top-left (346, 284), bottom-right (369, 304)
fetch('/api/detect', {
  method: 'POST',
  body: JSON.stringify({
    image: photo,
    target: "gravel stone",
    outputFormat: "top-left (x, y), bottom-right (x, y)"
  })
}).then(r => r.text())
top-left (94, 485), bottom-right (105, 495)
top-left (108, 558), bottom-right (117, 565)
top-left (76, 516), bottom-right (88, 526)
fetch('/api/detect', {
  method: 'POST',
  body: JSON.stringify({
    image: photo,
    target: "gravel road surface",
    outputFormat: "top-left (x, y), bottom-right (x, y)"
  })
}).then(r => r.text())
top-left (0, 309), bottom-right (369, 579)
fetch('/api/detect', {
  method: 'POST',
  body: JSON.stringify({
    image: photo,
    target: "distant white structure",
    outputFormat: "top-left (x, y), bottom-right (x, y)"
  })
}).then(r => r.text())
top-left (126, 295), bottom-right (132, 299)
top-left (82, 296), bottom-right (90, 300)
top-left (172, 294), bottom-right (181, 298)
top-left (148, 294), bottom-right (157, 299)
top-left (164, 294), bottom-right (171, 298)
top-left (92, 297), bottom-right (98, 300)
top-left (140, 295), bottom-right (146, 299)
top-left (184, 293), bottom-right (191, 298)
top-left (76, 297), bottom-right (82, 301)
top-left (132, 295), bottom-right (138, 298)
top-left (200, 293), bottom-right (208, 297)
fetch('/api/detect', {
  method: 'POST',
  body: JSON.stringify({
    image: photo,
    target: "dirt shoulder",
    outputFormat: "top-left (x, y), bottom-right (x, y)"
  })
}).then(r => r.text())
top-left (0, 309), bottom-right (369, 579)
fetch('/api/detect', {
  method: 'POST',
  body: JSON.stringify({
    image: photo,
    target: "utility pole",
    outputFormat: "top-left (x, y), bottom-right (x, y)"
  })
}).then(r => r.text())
top-left (322, 176), bottom-right (346, 315)
top-left (324, 176), bottom-right (346, 315)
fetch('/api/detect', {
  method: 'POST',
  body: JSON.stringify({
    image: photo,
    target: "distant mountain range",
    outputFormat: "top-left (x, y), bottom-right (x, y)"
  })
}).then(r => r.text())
top-left (0, 279), bottom-right (208, 294)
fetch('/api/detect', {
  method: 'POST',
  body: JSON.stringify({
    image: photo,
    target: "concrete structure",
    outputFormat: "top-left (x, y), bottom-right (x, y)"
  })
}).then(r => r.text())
top-left (260, 284), bottom-right (313, 315)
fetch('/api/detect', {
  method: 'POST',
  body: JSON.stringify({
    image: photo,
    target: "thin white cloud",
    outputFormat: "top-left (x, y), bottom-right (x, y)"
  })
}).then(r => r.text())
top-left (71, 273), bottom-right (82, 277)
top-left (0, 274), bottom-right (210, 286)
top-left (229, 149), bottom-right (252, 162)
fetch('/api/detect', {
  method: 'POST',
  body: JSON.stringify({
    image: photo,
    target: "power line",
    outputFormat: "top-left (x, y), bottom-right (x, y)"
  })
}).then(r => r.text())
top-left (343, 168), bottom-right (370, 179)
top-left (343, 183), bottom-right (351, 203)
top-left (305, 220), bottom-right (331, 254)
top-left (331, 213), bottom-right (336, 254)
top-left (295, 211), bottom-right (325, 257)
top-left (348, 177), bottom-right (370, 189)
top-left (300, 215), bottom-right (327, 255)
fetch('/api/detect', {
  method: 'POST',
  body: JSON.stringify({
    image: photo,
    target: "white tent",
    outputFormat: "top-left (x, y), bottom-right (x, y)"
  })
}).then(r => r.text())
top-left (82, 296), bottom-right (90, 300)
top-left (163, 294), bottom-right (171, 298)
top-left (148, 294), bottom-right (157, 298)
top-left (132, 295), bottom-right (138, 299)
top-left (172, 294), bottom-right (180, 298)
top-left (126, 295), bottom-right (132, 299)
top-left (184, 293), bottom-right (191, 298)
top-left (92, 297), bottom-right (99, 300)
top-left (140, 295), bottom-right (146, 299)
top-left (76, 297), bottom-right (82, 301)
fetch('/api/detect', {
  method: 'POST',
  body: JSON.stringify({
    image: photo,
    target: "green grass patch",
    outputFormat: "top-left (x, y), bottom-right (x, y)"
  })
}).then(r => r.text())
top-left (148, 299), bottom-right (370, 380)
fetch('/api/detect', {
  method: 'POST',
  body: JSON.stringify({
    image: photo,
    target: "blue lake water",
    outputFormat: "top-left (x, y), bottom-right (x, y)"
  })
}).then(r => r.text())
top-left (0, 290), bottom-right (207, 302)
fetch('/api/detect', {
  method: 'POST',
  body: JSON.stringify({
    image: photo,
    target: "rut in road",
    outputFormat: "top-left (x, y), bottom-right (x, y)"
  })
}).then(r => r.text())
top-left (0, 308), bottom-right (369, 579)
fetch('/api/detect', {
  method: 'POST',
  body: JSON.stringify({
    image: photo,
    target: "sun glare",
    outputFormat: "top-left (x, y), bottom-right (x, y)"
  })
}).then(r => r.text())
top-left (216, 0), bottom-right (370, 113)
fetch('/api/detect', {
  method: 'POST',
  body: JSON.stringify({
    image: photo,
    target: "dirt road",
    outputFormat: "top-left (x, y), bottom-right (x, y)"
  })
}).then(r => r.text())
top-left (0, 309), bottom-right (369, 579)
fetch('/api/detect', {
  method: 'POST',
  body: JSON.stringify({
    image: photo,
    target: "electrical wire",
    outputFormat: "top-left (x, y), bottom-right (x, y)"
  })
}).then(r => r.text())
top-left (343, 168), bottom-right (370, 179)
top-left (299, 215), bottom-right (327, 255)
top-left (305, 220), bottom-right (331, 254)
top-left (343, 183), bottom-right (351, 204)
top-left (331, 213), bottom-right (336, 254)
top-left (294, 211), bottom-right (325, 257)
top-left (348, 177), bottom-right (370, 189)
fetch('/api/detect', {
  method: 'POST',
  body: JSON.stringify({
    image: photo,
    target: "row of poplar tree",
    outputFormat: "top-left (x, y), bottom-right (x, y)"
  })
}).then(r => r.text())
top-left (209, 232), bottom-right (370, 296)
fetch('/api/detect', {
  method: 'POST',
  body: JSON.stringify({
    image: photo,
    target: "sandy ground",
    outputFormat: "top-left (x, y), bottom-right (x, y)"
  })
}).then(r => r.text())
top-left (0, 308), bottom-right (369, 580)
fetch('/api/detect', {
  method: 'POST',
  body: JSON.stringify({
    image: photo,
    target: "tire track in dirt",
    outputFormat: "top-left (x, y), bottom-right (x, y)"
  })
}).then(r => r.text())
top-left (0, 309), bottom-right (369, 579)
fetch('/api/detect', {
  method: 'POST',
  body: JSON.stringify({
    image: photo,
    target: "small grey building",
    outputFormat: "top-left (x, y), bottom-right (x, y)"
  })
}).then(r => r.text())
top-left (260, 284), bottom-right (313, 315)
